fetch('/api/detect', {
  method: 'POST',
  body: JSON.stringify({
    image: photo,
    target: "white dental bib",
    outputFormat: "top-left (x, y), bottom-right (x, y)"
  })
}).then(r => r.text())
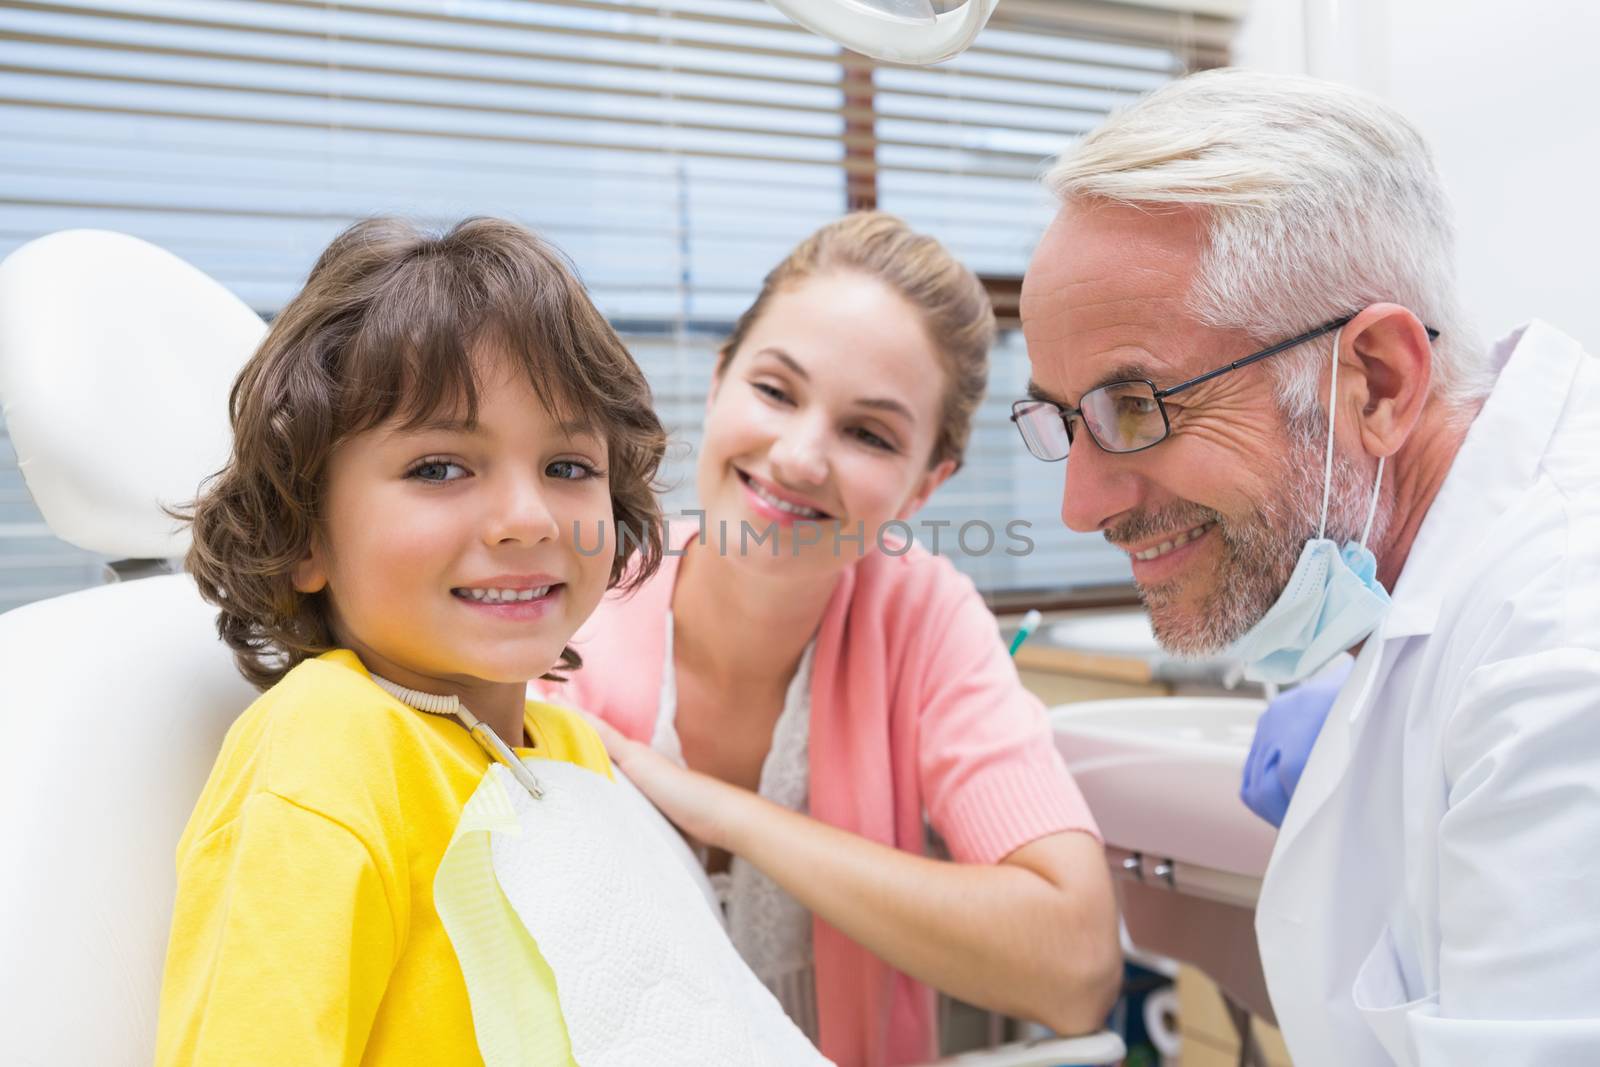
top-left (435, 760), bottom-right (834, 1067)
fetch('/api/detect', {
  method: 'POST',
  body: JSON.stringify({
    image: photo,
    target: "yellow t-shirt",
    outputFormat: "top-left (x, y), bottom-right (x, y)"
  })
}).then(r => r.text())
top-left (155, 649), bottom-right (610, 1066)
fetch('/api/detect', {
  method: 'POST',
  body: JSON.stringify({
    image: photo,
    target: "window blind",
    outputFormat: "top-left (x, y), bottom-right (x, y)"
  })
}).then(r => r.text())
top-left (0, 0), bottom-right (1231, 612)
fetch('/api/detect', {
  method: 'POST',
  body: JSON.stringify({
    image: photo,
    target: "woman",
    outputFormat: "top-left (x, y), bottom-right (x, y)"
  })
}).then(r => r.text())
top-left (545, 213), bottom-right (1121, 1066)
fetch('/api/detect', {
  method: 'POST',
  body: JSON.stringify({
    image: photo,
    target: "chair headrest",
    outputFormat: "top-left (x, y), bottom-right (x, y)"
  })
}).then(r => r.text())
top-left (0, 230), bottom-right (266, 560)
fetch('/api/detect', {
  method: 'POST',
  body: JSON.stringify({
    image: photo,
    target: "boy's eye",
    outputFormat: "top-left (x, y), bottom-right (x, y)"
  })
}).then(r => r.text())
top-left (408, 459), bottom-right (468, 482)
top-left (547, 459), bottom-right (600, 481)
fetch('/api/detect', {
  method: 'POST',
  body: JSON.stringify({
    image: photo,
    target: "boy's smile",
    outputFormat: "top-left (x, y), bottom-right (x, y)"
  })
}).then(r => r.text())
top-left (450, 572), bottom-right (564, 618)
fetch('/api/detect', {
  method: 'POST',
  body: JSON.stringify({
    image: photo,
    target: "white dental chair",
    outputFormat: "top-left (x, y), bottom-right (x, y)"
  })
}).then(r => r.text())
top-left (0, 230), bottom-right (267, 1065)
top-left (0, 230), bottom-right (1123, 1067)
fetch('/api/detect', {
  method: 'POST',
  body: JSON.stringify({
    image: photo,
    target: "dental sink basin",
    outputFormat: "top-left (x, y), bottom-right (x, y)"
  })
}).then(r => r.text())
top-left (1046, 612), bottom-right (1160, 657)
top-left (1037, 610), bottom-right (1255, 690)
top-left (1053, 697), bottom-right (1283, 1022)
top-left (1051, 697), bottom-right (1276, 904)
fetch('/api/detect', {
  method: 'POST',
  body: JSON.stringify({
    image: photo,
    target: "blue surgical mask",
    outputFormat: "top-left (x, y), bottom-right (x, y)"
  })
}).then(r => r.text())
top-left (1225, 327), bottom-right (1392, 684)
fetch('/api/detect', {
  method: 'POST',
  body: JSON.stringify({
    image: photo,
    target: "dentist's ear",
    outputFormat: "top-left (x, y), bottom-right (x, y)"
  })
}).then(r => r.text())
top-left (897, 457), bottom-right (958, 521)
top-left (1339, 304), bottom-right (1434, 459)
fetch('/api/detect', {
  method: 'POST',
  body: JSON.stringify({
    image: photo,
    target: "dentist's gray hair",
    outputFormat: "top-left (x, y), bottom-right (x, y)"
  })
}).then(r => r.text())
top-left (1045, 68), bottom-right (1493, 420)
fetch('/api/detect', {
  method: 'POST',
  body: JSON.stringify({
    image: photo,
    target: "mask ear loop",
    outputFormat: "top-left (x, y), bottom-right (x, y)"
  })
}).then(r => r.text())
top-left (1317, 328), bottom-right (1341, 540)
top-left (1319, 325), bottom-right (1387, 548)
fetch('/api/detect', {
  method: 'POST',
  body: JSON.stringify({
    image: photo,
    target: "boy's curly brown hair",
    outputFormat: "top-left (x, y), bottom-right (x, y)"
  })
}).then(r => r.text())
top-left (184, 216), bottom-right (667, 689)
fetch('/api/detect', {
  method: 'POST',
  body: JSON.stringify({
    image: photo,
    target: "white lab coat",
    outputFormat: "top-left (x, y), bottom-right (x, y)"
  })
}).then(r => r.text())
top-left (1255, 321), bottom-right (1600, 1067)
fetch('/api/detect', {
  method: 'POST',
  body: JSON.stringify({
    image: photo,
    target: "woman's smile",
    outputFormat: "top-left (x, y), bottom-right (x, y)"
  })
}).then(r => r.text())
top-left (736, 468), bottom-right (832, 524)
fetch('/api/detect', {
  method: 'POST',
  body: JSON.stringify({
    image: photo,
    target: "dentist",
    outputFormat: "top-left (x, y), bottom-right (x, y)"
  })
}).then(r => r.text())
top-left (1014, 69), bottom-right (1600, 1066)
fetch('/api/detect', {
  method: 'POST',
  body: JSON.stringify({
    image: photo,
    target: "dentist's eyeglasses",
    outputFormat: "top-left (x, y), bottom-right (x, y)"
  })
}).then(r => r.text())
top-left (1010, 316), bottom-right (1440, 461)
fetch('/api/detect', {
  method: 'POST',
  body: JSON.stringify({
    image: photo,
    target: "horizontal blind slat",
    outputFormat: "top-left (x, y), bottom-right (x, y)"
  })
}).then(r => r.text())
top-left (0, 0), bottom-right (1221, 614)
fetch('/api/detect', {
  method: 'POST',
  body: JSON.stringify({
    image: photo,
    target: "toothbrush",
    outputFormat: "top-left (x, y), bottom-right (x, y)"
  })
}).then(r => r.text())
top-left (1008, 609), bottom-right (1043, 657)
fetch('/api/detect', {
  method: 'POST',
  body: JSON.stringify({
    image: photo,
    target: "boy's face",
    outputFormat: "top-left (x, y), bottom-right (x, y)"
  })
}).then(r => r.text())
top-left (291, 348), bottom-right (615, 700)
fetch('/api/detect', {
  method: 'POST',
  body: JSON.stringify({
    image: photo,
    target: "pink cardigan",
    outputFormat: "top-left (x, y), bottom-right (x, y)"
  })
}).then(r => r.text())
top-left (548, 525), bottom-right (1099, 1066)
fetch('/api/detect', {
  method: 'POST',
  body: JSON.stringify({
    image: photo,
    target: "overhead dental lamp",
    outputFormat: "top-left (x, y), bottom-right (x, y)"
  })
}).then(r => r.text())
top-left (766, 0), bottom-right (999, 64)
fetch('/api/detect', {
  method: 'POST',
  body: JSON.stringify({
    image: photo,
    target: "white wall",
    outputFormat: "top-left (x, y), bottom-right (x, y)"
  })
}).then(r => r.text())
top-left (1234, 0), bottom-right (1600, 352)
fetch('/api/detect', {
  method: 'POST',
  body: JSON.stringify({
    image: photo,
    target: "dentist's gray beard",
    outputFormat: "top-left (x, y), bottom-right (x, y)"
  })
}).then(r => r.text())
top-left (1116, 408), bottom-right (1393, 658)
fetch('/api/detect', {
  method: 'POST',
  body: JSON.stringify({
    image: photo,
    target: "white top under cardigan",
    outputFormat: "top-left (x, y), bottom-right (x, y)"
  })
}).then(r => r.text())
top-left (650, 613), bottom-right (820, 1042)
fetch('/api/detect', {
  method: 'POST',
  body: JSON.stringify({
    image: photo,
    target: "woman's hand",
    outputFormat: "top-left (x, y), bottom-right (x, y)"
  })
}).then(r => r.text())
top-left (589, 714), bottom-right (1119, 1033)
top-left (587, 714), bottom-right (746, 848)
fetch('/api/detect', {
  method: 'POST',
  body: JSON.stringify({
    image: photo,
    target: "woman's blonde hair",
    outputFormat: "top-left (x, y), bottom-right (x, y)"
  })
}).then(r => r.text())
top-left (719, 212), bottom-right (994, 471)
top-left (184, 216), bottom-right (667, 689)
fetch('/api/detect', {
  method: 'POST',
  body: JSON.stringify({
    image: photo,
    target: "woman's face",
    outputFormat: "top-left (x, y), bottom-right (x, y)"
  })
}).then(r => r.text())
top-left (695, 270), bottom-right (957, 578)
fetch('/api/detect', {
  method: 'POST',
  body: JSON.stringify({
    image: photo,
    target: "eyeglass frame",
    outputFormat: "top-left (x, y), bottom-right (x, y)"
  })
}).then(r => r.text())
top-left (1010, 314), bottom-right (1442, 460)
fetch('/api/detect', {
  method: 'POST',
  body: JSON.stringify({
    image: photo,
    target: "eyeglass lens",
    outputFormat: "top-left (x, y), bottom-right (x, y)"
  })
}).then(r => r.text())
top-left (1013, 380), bottom-right (1168, 460)
top-left (1013, 400), bottom-right (1072, 460)
top-left (1081, 380), bottom-right (1167, 452)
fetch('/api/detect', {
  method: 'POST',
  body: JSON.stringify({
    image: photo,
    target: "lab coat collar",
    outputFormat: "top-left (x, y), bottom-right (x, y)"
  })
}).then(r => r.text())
top-left (1373, 320), bottom-right (1583, 640)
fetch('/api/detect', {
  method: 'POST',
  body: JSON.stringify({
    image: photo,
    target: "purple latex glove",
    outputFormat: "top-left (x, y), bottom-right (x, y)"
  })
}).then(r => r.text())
top-left (1240, 662), bottom-right (1353, 827)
